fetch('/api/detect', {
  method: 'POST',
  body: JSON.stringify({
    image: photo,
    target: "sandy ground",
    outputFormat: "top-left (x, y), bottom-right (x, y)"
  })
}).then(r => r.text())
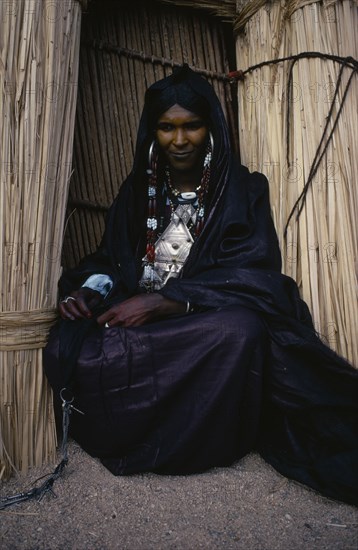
top-left (0, 440), bottom-right (357, 550)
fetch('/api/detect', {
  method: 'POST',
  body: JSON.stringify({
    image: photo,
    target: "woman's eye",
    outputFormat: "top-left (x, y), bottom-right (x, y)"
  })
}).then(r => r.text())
top-left (157, 124), bottom-right (173, 132)
top-left (186, 122), bottom-right (204, 130)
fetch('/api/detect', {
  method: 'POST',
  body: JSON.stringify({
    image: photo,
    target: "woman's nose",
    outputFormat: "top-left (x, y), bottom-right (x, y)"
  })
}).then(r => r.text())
top-left (173, 129), bottom-right (187, 146)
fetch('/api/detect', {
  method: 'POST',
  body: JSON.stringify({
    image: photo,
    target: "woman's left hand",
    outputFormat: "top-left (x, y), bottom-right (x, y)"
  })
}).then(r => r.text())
top-left (96, 293), bottom-right (186, 328)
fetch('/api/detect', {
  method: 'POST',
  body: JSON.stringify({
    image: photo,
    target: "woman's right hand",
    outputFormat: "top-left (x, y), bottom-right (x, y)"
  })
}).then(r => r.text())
top-left (58, 288), bottom-right (103, 320)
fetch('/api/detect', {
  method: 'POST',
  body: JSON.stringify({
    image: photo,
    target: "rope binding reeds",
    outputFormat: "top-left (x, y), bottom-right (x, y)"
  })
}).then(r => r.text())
top-left (89, 40), bottom-right (231, 82)
top-left (0, 309), bottom-right (58, 351)
top-left (228, 51), bottom-right (358, 237)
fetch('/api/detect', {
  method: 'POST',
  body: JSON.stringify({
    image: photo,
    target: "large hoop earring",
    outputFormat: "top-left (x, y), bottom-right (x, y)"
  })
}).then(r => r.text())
top-left (209, 131), bottom-right (214, 156)
top-left (147, 140), bottom-right (157, 174)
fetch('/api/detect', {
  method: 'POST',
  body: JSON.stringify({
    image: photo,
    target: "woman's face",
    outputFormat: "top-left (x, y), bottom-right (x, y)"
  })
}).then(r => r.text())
top-left (155, 104), bottom-right (209, 173)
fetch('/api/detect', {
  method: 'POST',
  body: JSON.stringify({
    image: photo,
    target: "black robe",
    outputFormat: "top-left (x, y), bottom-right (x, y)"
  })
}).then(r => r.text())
top-left (44, 68), bottom-right (358, 505)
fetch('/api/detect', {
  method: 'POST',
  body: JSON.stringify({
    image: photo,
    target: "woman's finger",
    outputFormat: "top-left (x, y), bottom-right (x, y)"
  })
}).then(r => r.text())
top-left (59, 297), bottom-right (86, 320)
top-left (74, 296), bottom-right (93, 318)
top-left (97, 306), bottom-right (124, 327)
top-left (58, 301), bottom-right (73, 320)
top-left (97, 311), bottom-right (116, 326)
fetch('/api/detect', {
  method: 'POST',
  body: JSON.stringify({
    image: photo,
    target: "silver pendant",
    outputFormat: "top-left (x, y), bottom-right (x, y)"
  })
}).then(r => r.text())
top-left (139, 203), bottom-right (196, 291)
top-left (172, 203), bottom-right (196, 226)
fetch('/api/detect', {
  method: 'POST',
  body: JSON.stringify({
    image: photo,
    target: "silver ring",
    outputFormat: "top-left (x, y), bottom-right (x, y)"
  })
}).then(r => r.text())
top-left (62, 296), bottom-right (76, 304)
top-left (105, 322), bottom-right (110, 328)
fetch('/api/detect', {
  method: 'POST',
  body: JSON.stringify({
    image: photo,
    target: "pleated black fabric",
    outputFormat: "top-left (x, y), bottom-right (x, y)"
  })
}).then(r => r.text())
top-left (44, 67), bottom-right (358, 505)
top-left (45, 306), bottom-right (268, 473)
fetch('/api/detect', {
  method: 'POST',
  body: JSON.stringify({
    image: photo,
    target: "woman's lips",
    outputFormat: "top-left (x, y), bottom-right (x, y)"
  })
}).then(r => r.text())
top-left (170, 151), bottom-right (193, 159)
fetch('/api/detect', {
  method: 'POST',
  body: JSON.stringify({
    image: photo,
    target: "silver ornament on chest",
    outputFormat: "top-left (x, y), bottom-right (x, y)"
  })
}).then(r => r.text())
top-left (139, 203), bottom-right (195, 291)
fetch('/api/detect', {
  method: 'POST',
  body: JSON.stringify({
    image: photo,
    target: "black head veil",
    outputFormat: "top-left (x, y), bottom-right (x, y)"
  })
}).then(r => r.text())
top-left (59, 65), bottom-right (282, 296)
top-left (58, 66), bottom-right (238, 296)
top-left (93, 65), bottom-right (281, 285)
top-left (131, 65), bottom-right (232, 202)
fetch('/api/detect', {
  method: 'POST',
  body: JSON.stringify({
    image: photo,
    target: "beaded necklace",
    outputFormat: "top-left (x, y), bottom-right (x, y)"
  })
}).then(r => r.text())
top-left (165, 169), bottom-right (202, 198)
top-left (145, 149), bottom-right (158, 266)
top-left (143, 140), bottom-right (212, 291)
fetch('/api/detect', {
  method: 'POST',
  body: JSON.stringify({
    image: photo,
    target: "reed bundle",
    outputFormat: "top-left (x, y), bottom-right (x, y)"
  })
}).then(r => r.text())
top-left (0, 0), bottom-right (82, 479)
top-left (236, 0), bottom-right (357, 365)
top-left (159, 0), bottom-right (237, 23)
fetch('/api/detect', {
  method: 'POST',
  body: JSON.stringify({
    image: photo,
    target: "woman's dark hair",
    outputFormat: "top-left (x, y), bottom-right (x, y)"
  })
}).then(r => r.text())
top-left (146, 79), bottom-right (211, 130)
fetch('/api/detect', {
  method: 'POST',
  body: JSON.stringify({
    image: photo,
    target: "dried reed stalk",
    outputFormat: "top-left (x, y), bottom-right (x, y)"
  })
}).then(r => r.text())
top-left (236, 0), bottom-right (357, 365)
top-left (0, 0), bottom-right (82, 479)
